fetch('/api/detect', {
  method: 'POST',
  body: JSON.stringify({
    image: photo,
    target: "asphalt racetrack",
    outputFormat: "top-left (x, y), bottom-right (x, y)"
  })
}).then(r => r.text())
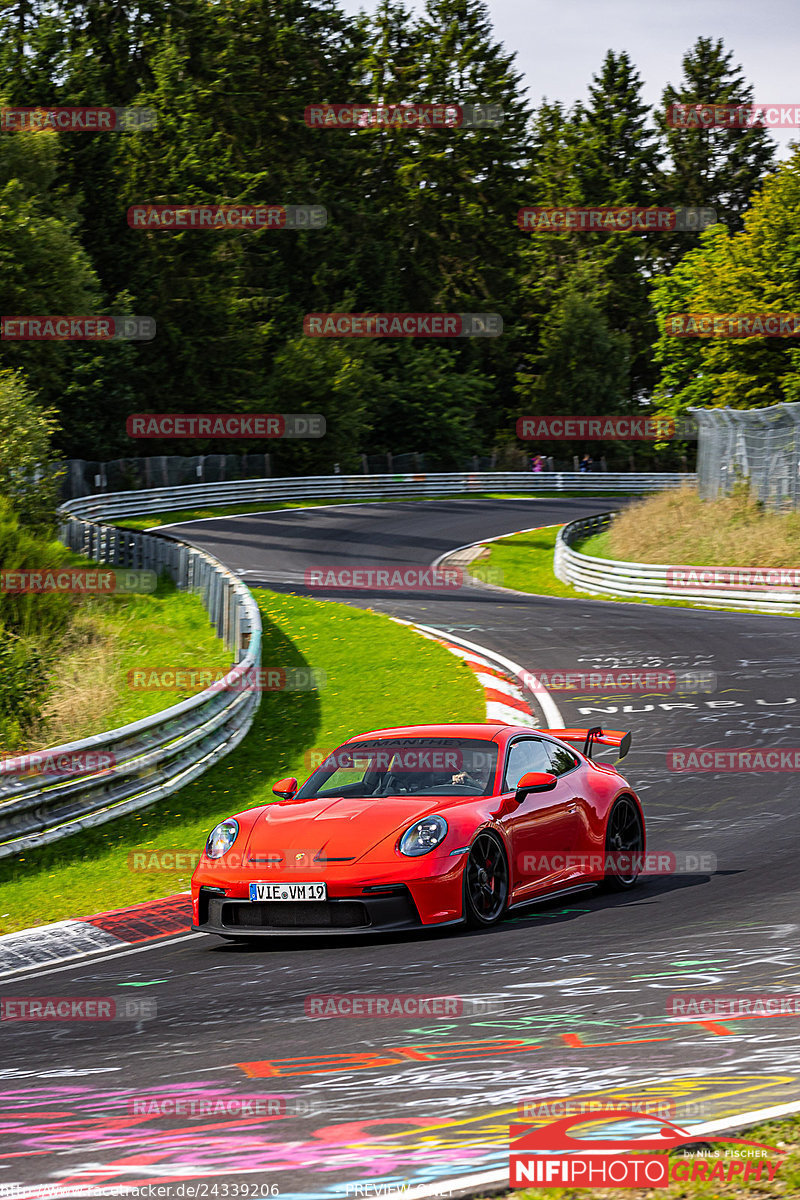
top-left (5, 497), bottom-right (800, 1199)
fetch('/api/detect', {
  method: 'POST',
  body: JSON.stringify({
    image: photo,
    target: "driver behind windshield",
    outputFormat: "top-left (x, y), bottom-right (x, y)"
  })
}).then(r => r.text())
top-left (298, 740), bottom-right (498, 799)
top-left (383, 750), bottom-right (493, 794)
top-left (450, 756), bottom-right (493, 790)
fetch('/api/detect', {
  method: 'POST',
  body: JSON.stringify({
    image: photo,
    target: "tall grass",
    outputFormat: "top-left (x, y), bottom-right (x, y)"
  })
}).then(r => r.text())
top-left (0, 496), bottom-right (232, 754)
top-left (604, 486), bottom-right (800, 567)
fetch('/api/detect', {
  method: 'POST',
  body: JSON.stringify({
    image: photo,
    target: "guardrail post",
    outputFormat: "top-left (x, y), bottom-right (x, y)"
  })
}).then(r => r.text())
top-left (222, 579), bottom-right (232, 649)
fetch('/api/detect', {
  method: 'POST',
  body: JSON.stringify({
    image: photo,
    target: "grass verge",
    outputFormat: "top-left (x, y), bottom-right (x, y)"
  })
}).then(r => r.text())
top-left (483, 1113), bottom-right (800, 1200)
top-left (23, 578), bottom-right (233, 750)
top-left (0, 591), bottom-right (484, 934)
top-left (474, 526), bottom-right (583, 599)
top-left (472, 526), bottom-right (792, 614)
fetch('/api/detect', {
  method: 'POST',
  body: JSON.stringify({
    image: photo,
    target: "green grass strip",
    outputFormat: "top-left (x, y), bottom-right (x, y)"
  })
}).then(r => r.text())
top-left (81, 579), bottom-right (233, 727)
top-left (476, 526), bottom-right (583, 599)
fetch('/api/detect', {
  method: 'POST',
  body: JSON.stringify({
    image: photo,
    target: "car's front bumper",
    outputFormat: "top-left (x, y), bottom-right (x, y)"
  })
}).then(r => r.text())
top-left (193, 883), bottom-right (461, 937)
top-left (192, 849), bottom-right (468, 935)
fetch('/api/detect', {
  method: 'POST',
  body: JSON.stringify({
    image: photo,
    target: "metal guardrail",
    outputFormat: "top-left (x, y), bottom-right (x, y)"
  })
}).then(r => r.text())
top-left (63, 470), bottom-right (695, 518)
top-left (554, 511), bottom-right (800, 612)
top-left (0, 506), bottom-right (262, 858)
top-left (0, 470), bottom-right (691, 858)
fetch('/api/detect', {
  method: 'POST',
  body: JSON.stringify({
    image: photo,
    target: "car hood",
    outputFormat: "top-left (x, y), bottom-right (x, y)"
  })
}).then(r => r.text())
top-left (244, 794), bottom-right (452, 861)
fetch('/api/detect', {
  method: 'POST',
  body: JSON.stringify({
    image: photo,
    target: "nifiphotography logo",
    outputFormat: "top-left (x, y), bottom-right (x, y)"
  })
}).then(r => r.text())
top-left (509, 1109), bottom-right (782, 1189)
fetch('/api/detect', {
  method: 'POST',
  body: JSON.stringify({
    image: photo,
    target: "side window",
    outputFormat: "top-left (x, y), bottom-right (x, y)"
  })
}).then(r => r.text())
top-left (547, 742), bottom-right (579, 776)
top-left (503, 739), bottom-right (553, 790)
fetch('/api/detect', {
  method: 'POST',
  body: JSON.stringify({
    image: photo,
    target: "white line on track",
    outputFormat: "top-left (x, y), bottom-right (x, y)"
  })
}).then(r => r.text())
top-left (0, 932), bottom-right (206, 981)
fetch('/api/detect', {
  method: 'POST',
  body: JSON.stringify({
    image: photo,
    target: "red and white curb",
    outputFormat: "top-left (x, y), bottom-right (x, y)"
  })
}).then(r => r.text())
top-left (0, 893), bottom-right (192, 977)
top-left (394, 619), bottom-right (564, 730)
top-left (415, 633), bottom-right (537, 725)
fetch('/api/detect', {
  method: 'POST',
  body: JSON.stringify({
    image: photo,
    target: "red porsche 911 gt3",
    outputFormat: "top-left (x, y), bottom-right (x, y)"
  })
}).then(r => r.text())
top-left (191, 722), bottom-right (645, 939)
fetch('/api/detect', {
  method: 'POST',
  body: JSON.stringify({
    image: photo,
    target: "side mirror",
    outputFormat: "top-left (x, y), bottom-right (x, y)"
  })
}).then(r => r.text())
top-left (272, 776), bottom-right (298, 799)
top-left (515, 771), bottom-right (557, 803)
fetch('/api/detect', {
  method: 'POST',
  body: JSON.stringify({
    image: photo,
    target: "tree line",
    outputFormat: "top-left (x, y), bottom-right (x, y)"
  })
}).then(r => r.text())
top-left (0, 0), bottom-right (793, 475)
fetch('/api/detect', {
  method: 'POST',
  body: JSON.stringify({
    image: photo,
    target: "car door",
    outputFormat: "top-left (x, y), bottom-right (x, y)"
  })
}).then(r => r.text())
top-left (500, 737), bottom-right (583, 899)
top-left (543, 739), bottom-right (589, 877)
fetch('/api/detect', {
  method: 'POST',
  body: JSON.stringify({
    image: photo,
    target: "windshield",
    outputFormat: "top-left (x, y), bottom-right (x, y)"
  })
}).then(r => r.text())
top-left (296, 738), bottom-right (499, 800)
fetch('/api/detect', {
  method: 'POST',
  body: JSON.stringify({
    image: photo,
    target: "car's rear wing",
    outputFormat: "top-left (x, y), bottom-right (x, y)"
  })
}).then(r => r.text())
top-left (548, 727), bottom-right (632, 761)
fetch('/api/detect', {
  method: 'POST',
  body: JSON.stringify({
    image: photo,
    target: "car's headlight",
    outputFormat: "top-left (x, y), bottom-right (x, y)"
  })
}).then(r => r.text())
top-left (399, 815), bottom-right (448, 857)
top-left (205, 819), bottom-right (239, 859)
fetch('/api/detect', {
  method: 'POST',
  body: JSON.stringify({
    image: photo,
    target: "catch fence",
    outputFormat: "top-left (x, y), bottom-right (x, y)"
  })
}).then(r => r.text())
top-left (691, 403), bottom-right (800, 510)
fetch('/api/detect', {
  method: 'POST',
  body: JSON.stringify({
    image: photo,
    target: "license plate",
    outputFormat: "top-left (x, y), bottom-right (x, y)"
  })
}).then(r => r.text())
top-left (249, 881), bottom-right (327, 902)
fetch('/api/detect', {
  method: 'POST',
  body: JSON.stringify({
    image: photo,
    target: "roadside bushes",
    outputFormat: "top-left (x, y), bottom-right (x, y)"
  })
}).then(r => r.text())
top-left (0, 495), bottom-right (72, 751)
top-left (0, 369), bottom-right (62, 534)
top-left (0, 638), bottom-right (48, 752)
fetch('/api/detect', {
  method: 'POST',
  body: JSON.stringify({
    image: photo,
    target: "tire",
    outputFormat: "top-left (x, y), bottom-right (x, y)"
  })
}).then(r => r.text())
top-left (463, 832), bottom-right (509, 928)
top-left (601, 795), bottom-right (645, 891)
